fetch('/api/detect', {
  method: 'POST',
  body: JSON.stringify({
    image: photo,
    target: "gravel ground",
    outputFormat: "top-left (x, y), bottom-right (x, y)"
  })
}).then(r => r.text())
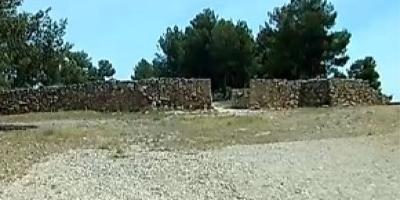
top-left (1, 132), bottom-right (399, 200)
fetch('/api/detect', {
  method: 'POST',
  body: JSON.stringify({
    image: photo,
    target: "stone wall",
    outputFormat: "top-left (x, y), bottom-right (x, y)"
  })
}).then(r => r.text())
top-left (299, 79), bottom-right (331, 107)
top-left (0, 78), bottom-right (388, 114)
top-left (249, 79), bottom-right (300, 109)
top-left (231, 88), bottom-right (250, 109)
top-left (0, 78), bottom-right (212, 115)
top-left (248, 79), bottom-right (388, 110)
top-left (329, 79), bottom-right (386, 106)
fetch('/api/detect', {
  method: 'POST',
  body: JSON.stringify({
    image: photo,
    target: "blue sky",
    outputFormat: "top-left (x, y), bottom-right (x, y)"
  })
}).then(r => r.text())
top-left (23, 0), bottom-right (399, 99)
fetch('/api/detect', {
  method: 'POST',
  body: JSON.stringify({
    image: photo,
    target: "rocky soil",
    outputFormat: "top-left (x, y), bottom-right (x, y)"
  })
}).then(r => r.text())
top-left (0, 106), bottom-right (399, 199)
top-left (1, 133), bottom-right (399, 200)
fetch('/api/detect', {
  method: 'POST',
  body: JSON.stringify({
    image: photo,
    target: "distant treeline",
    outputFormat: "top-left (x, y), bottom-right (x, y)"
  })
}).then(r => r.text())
top-left (133, 0), bottom-right (382, 92)
top-left (1, 0), bottom-right (381, 93)
top-left (0, 0), bottom-right (116, 88)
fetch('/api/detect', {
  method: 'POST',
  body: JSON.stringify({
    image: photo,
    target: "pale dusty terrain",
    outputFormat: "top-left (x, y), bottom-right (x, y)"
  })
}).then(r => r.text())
top-left (0, 106), bottom-right (399, 199)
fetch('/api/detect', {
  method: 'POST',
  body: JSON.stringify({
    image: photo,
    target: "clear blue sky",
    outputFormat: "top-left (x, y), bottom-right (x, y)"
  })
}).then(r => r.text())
top-left (23, 0), bottom-right (399, 100)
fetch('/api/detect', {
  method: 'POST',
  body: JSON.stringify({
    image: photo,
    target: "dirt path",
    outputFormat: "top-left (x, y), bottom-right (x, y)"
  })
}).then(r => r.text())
top-left (1, 132), bottom-right (399, 200)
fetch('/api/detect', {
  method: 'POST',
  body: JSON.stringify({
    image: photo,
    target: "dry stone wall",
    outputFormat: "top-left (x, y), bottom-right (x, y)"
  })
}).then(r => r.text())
top-left (329, 79), bottom-right (387, 106)
top-left (0, 78), bottom-right (389, 114)
top-left (299, 79), bottom-right (331, 107)
top-left (249, 79), bottom-right (388, 110)
top-left (231, 88), bottom-right (250, 109)
top-left (249, 79), bottom-right (301, 110)
top-left (0, 78), bottom-right (212, 115)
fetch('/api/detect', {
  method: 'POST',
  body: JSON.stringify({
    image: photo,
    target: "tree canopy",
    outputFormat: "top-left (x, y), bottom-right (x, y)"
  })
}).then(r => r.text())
top-left (0, 0), bottom-right (116, 88)
top-left (134, 9), bottom-right (257, 91)
top-left (97, 59), bottom-right (116, 80)
top-left (256, 0), bottom-right (351, 79)
top-left (348, 56), bottom-right (381, 91)
top-left (132, 59), bottom-right (158, 80)
top-left (1, 0), bottom-right (385, 93)
top-left (133, 0), bottom-right (374, 92)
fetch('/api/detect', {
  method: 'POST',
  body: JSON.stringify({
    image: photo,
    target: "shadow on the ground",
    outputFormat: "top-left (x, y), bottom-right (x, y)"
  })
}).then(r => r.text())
top-left (0, 124), bottom-right (38, 132)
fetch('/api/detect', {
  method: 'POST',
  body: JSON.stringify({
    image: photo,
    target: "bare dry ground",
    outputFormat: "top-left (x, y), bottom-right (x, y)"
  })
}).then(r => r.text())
top-left (0, 106), bottom-right (399, 199)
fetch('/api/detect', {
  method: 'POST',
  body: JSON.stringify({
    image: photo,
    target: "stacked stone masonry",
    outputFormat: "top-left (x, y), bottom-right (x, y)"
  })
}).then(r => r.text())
top-left (329, 79), bottom-right (387, 106)
top-left (0, 79), bottom-right (212, 115)
top-left (0, 78), bottom-right (389, 115)
top-left (299, 79), bottom-right (331, 107)
top-left (249, 79), bottom-right (301, 110)
top-left (231, 88), bottom-right (250, 109)
top-left (250, 79), bottom-right (389, 110)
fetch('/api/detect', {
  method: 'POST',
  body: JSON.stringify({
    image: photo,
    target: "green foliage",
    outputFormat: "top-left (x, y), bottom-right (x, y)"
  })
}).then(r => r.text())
top-left (154, 9), bottom-right (257, 90)
top-left (256, 0), bottom-right (351, 79)
top-left (0, 0), bottom-right (23, 87)
top-left (348, 56), bottom-right (381, 90)
top-left (3, 8), bottom-right (72, 87)
top-left (1, 0), bottom-right (384, 93)
top-left (210, 19), bottom-right (257, 89)
top-left (97, 59), bottom-right (116, 80)
top-left (157, 26), bottom-right (186, 77)
top-left (0, 1), bottom-right (116, 88)
top-left (84, 59), bottom-right (116, 81)
top-left (140, 2), bottom-right (359, 91)
top-left (132, 59), bottom-right (158, 80)
top-left (1, 4), bottom-right (70, 87)
top-left (85, 59), bottom-right (116, 81)
top-left (182, 9), bottom-right (218, 80)
top-left (59, 51), bottom-right (92, 84)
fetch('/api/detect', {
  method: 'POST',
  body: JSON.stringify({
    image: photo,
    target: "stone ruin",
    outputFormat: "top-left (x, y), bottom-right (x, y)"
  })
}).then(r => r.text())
top-left (329, 79), bottom-right (388, 106)
top-left (248, 79), bottom-right (390, 110)
top-left (0, 78), bottom-right (212, 115)
top-left (0, 78), bottom-right (391, 115)
top-left (231, 88), bottom-right (250, 109)
top-left (249, 79), bottom-right (301, 109)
